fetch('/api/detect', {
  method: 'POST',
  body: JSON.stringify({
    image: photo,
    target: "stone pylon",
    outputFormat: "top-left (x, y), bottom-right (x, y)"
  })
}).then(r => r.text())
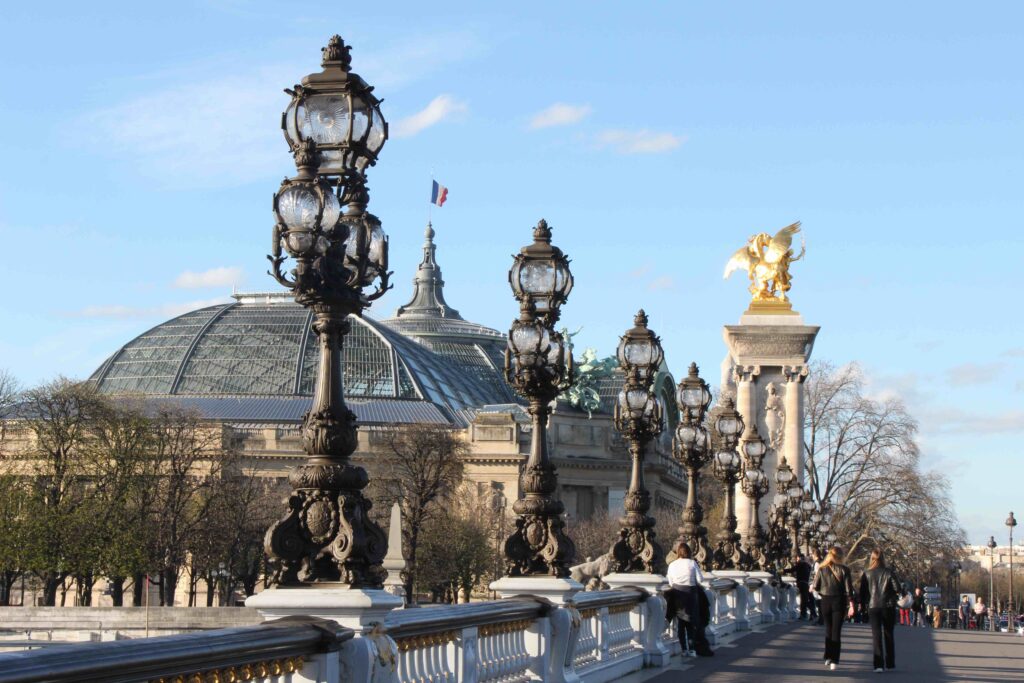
top-left (722, 306), bottom-right (818, 544)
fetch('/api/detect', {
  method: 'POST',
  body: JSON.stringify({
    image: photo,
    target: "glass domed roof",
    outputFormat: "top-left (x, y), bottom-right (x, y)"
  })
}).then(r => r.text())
top-left (89, 291), bottom-right (514, 420)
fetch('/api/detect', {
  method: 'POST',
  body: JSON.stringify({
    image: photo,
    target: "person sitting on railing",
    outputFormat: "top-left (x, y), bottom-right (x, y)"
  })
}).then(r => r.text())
top-left (665, 541), bottom-right (714, 658)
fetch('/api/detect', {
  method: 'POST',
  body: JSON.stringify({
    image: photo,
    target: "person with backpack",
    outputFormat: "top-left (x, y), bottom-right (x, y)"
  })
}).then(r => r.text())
top-left (812, 546), bottom-right (856, 671)
top-left (859, 548), bottom-right (902, 672)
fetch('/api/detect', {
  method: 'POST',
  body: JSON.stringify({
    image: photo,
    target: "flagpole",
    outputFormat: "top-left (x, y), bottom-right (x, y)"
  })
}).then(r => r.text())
top-left (428, 170), bottom-right (434, 225)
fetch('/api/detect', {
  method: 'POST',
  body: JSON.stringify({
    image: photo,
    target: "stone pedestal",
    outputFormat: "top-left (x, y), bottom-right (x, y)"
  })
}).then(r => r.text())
top-left (382, 503), bottom-right (407, 603)
top-left (246, 585), bottom-right (403, 632)
top-left (489, 576), bottom-right (583, 606)
top-left (722, 307), bottom-right (818, 542)
top-left (602, 572), bottom-right (667, 593)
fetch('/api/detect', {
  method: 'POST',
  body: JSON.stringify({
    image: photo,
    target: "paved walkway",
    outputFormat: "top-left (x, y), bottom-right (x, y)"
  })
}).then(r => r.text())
top-left (623, 621), bottom-right (1024, 682)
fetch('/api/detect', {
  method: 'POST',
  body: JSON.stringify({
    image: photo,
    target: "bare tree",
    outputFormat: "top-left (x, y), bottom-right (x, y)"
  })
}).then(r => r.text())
top-left (803, 361), bottom-right (965, 572)
top-left (376, 424), bottom-right (467, 602)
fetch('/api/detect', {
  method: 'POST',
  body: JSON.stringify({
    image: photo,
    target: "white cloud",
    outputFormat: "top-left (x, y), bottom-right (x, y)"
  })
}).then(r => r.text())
top-left (71, 297), bottom-right (231, 319)
top-left (947, 361), bottom-right (1004, 386)
top-left (596, 129), bottom-right (685, 154)
top-left (83, 65), bottom-right (296, 188)
top-left (628, 263), bottom-right (653, 279)
top-left (393, 95), bottom-right (468, 138)
top-left (173, 266), bottom-right (243, 289)
top-left (529, 103), bottom-right (592, 129)
top-left (647, 276), bottom-right (674, 291)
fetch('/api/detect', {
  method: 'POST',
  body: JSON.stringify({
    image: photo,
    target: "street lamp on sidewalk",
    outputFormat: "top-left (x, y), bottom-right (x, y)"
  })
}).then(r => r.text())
top-left (674, 363), bottom-right (714, 569)
top-left (1008, 512), bottom-right (1017, 628)
top-left (988, 535), bottom-right (998, 630)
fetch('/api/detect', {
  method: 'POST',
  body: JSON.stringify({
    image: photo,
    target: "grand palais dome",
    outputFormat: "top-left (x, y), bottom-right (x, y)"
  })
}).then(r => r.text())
top-left (89, 225), bottom-right (517, 426)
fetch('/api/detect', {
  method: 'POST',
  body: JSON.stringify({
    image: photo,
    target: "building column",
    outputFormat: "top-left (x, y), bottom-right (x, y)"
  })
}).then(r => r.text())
top-left (734, 365), bottom-right (759, 542)
top-left (782, 366), bottom-right (808, 485)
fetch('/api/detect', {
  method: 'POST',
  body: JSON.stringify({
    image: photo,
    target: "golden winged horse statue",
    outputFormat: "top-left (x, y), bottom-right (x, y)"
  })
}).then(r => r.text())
top-left (724, 222), bottom-right (805, 304)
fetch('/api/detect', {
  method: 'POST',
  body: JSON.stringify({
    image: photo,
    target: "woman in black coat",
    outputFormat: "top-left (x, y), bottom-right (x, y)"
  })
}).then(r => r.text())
top-left (859, 548), bottom-right (902, 672)
top-left (812, 546), bottom-right (855, 671)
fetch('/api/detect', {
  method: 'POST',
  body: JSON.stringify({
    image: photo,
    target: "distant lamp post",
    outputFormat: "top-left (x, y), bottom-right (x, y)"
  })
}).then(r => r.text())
top-left (739, 426), bottom-right (769, 570)
top-left (501, 220), bottom-right (576, 578)
top-left (1008, 511), bottom-right (1018, 628)
top-left (767, 455), bottom-right (796, 568)
top-left (673, 363), bottom-right (714, 569)
top-left (787, 479), bottom-right (804, 558)
top-left (711, 397), bottom-right (747, 570)
top-left (988, 535), bottom-right (998, 630)
top-left (263, 35), bottom-right (392, 588)
top-left (607, 310), bottom-right (666, 575)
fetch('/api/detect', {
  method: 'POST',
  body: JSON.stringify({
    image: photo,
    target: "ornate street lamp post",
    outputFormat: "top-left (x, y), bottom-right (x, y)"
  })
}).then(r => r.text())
top-left (767, 455), bottom-right (796, 568)
top-left (711, 397), bottom-right (747, 570)
top-left (262, 36), bottom-right (392, 588)
top-left (988, 535), bottom-right (998, 630)
top-left (607, 311), bottom-right (667, 575)
top-left (739, 426), bottom-right (769, 570)
top-left (500, 220), bottom-right (576, 579)
top-left (1008, 511), bottom-right (1017, 628)
top-left (673, 363), bottom-right (713, 569)
top-left (786, 479), bottom-right (804, 559)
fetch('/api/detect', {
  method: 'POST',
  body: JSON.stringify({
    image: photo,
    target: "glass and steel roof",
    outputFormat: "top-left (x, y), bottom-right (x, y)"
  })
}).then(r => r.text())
top-left (89, 292), bottom-right (513, 420)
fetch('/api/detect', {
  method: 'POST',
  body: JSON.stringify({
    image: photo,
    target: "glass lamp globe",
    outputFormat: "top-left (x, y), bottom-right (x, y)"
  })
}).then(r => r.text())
top-left (282, 35), bottom-right (387, 177)
top-left (774, 492), bottom-right (788, 508)
top-left (617, 310), bottom-right (664, 380)
top-left (676, 423), bottom-right (697, 449)
top-left (776, 463), bottom-right (795, 486)
top-left (743, 435), bottom-right (766, 460)
top-left (509, 220), bottom-right (573, 317)
top-left (677, 362), bottom-right (712, 420)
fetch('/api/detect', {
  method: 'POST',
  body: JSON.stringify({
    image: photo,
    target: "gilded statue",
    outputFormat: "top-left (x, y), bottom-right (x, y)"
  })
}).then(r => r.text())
top-left (724, 222), bottom-right (805, 303)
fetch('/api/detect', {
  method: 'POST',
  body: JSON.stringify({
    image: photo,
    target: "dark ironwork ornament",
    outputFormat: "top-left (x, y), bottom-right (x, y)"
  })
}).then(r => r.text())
top-left (263, 37), bottom-right (393, 588)
top-left (502, 223), bottom-right (576, 578)
top-left (607, 311), bottom-right (667, 575)
top-left (673, 363), bottom-right (714, 570)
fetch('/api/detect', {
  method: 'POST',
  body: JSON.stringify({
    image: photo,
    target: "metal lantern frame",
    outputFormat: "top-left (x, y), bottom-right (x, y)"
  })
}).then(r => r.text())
top-left (711, 396), bottom-right (748, 570)
top-left (281, 35), bottom-right (387, 178)
top-left (740, 425), bottom-right (770, 570)
top-left (508, 219), bottom-right (574, 325)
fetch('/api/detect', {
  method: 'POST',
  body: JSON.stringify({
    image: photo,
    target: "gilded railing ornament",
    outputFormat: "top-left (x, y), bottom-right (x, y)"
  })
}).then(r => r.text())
top-left (724, 222), bottom-right (805, 312)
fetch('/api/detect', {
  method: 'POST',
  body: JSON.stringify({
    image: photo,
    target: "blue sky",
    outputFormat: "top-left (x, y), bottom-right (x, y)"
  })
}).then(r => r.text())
top-left (0, 2), bottom-right (1021, 544)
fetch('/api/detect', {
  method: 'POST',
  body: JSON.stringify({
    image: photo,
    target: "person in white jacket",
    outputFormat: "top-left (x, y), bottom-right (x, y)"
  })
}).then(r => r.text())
top-left (666, 541), bottom-right (707, 657)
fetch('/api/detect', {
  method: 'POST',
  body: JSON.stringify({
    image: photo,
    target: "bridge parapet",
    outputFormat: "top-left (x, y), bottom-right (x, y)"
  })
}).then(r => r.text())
top-left (0, 578), bottom-right (780, 682)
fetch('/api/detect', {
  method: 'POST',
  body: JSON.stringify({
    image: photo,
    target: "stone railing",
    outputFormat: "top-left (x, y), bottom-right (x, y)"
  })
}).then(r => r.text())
top-left (0, 574), bottom-right (799, 683)
top-left (0, 616), bottom-right (351, 683)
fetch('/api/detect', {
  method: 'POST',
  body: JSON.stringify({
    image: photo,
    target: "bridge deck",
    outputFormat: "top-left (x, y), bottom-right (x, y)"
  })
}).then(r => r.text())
top-left (628, 622), bottom-right (1023, 682)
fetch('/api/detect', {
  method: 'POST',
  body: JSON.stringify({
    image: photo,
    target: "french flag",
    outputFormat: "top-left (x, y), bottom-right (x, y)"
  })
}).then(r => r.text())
top-left (431, 180), bottom-right (448, 207)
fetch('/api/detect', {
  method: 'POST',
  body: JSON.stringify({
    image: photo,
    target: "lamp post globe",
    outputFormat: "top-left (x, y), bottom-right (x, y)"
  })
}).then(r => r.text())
top-left (508, 220), bottom-right (573, 325)
top-left (673, 363), bottom-right (714, 569)
top-left (282, 35), bottom-right (387, 178)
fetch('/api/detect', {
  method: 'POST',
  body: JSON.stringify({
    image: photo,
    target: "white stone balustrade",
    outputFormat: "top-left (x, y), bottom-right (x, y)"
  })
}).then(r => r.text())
top-left (0, 574), bottom-right (799, 683)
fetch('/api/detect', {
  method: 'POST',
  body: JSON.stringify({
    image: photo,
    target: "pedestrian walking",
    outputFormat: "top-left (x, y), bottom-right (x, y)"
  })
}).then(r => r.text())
top-left (973, 597), bottom-right (987, 630)
top-left (896, 591), bottom-right (913, 625)
top-left (858, 548), bottom-right (901, 672)
top-left (811, 548), bottom-right (823, 624)
top-left (959, 596), bottom-right (971, 630)
top-left (789, 553), bottom-right (813, 620)
top-left (665, 541), bottom-right (713, 658)
top-left (812, 546), bottom-right (855, 671)
top-left (912, 587), bottom-right (927, 627)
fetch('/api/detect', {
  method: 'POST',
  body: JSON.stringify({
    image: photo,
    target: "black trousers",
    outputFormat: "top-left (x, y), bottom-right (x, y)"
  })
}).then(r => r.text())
top-left (820, 595), bottom-right (846, 662)
top-left (798, 582), bottom-right (811, 618)
top-left (868, 607), bottom-right (896, 669)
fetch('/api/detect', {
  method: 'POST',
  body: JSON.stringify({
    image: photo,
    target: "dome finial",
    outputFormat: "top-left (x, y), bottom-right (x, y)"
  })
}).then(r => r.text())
top-left (425, 222), bottom-right (435, 240)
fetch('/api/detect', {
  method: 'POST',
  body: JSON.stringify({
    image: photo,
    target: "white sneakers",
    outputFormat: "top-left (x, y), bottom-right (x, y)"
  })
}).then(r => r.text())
top-left (830, 663), bottom-right (838, 671)
top-left (874, 668), bottom-right (884, 673)
top-left (685, 650), bottom-right (697, 658)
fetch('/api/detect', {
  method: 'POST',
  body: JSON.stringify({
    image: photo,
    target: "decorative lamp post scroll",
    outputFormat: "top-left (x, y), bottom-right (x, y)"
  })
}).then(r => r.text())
top-left (607, 311), bottom-right (666, 574)
top-left (501, 220), bottom-right (576, 578)
top-left (673, 363), bottom-right (714, 569)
